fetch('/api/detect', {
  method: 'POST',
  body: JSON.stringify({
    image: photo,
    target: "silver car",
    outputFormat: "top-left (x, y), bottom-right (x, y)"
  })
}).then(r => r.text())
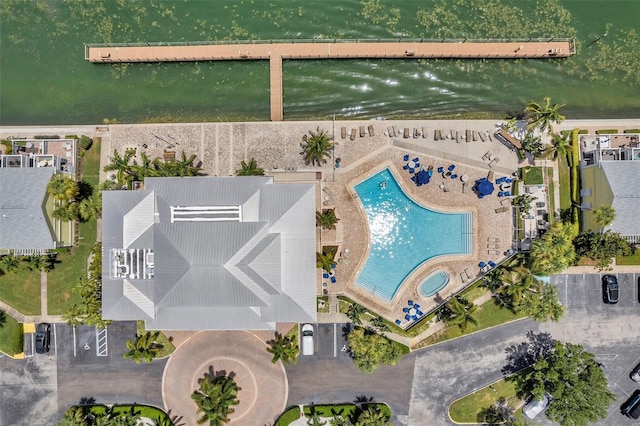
top-left (301, 324), bottom-right (314, 356)
top-left (523, 393), bottom-right (550, 419)
top-left (631, 362), bottom-right (640, 383)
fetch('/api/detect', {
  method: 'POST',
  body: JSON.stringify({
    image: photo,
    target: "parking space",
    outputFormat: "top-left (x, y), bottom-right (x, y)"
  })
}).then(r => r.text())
top-left (295, 323), bottom-right (352, 363)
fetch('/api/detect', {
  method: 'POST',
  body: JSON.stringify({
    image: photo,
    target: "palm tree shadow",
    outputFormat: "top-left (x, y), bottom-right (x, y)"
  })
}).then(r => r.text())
top-left (502, 330), bottom-right (555, 375)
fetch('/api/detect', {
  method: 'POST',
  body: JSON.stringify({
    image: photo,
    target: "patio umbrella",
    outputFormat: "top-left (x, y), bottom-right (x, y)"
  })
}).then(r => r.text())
top-left (476, 179), bottom-right (495, 197)
top-left (415, 169), bottom-right (431, 185)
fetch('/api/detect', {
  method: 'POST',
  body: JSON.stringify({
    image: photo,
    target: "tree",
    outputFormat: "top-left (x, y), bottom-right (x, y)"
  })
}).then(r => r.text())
top-left (300, 127), bottom-right (335, 166)
top-left (235, 158), bottom-right (264, 176)
top-left (123, 331), bottom-right (163, 364)
top-left (307, 412), bottom-right (327, 426)
top-left (545, 132), bottom-right (571, 161)
top-left (170, 151), bottom-right (202, 177)
top-left (512, 194), bottom-right (536, 215)
top-left (520, 131), bottom-right (544, 155)
top-left (266, 331), bottom-right (298, 365)
top-left (448, 302), bottom-right (479, 331)
top-left (347, 327), bottom-right (404, 374)
top-left (79, 193), bottom-right (102, 222)
top-left (524, 97), bottom-right (566, 135)
top-left (47, 174), bottom-right (80, 201)
top-left (354, 405), bottom-right (391, 426)
top-left (316, 209), bottom-right (340, 230)
top-left (518, 284), bottom-right (564, 322)
top-left (573, 230), bottom-right (631, 271)
top-left (0, 254), bottom-right (20, 273)
top-left (593, 206), bottom-right (616, 229)
top-left (501, 266), bottom-right (541, 308)
top-left (316, 252), bottom-right (336, 272)
top-left (329, 414), bottom-right (350, 426)
top-left (131, 151), bottom-right (157, 181)
top-left (529, 222), bottom-right (577, 275)
top-left (370, 316), bottom-right (390, 333)
top-left (104, 149), bottom-right (134, 185)
top-left (514, 341), bottom-right (615, 425)
top-left (191, 374), bottom-right (240, 426)
top-left (346, 303), bottom-right (366, 326)
top-left (53, 201), bottom-right (80, 221)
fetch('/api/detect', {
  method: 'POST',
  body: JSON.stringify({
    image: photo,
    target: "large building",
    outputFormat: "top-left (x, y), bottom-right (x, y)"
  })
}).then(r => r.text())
top-left (580, 132), bottom-right (640, 242)
top-left (101, 176), bottom-right (317, 330)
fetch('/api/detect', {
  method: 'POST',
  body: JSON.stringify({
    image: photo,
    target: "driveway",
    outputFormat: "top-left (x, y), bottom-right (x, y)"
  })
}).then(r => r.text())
top-left (286, 323), bottom-right (417, 423)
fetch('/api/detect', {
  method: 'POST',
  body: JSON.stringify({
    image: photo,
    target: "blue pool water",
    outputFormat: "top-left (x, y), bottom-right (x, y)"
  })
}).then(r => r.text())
top-left (419, 271), bottom-right (450, 297)
top-left (354, 168), bottom-right (472, 302)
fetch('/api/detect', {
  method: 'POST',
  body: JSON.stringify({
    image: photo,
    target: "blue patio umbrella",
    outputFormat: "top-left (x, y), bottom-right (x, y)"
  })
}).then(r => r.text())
top-left (476, 179), bottom-right (495, 197)
top-left (415, 169), bottom-right (431, 185)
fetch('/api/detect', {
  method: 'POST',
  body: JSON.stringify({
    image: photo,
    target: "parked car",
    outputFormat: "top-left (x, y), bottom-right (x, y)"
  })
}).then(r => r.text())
top-left (602, 274), bottom-right (619, 304)
top-left (35, 323), bottom-right (51, 354)
top-left (523, 393), bottom-right (550, 419)
top-left (631, 362), bottom-right (640, 383)
top-left (622, 390), bottom-right (640, 419)
top-left (301, 324), bottom-right (314, 356)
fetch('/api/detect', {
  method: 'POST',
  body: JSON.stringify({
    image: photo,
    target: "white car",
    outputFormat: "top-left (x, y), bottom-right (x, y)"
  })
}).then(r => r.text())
top-left (301, 324), bottom-right (314, 356)
top-left (523, 393), bottom-right (550, 419)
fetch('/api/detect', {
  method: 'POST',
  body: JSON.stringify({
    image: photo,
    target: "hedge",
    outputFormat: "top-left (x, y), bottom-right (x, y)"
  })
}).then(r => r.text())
top-left (275, 406), bottom-right (301, 425)
top-left (570, 129), bottom-right (581, 226)
top-left (595, 129), bottom-right (619, 135)
top-left (624, 129), bottom-right (640, 133)
top-left (12, 323), bottom-right (24, 355)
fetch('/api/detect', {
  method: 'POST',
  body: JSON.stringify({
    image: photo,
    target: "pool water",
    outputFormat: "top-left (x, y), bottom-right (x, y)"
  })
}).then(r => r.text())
top-left (419, 271), bottom-right (450, 297)
top-left (354, 168), bottom-right (472, 302)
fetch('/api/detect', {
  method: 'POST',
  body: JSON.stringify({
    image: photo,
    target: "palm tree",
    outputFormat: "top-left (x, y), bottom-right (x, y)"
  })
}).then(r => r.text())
top-left (593, 206), bottom-right (616, 228)
top-left (346, 303), bottom-right (366, 326)
top-left (235, 158), bottom-right (264, 176)
top-left (104, 149), bottom-right (134, 185)
top-left (300, 127), bottom-right (335, 166)
top-left (307, 412), bottom-right (327, 426)
top-left (520, 131), bottom-right (544, 155)
top-left (0, 254), bottom-right (20, 273)
top-left (449, 303), bottom-right (479, 332)
top-left (123, 331), bottom-right (163, 364)
top-left (47, 174), bottom-right (80, 201)
top-left (52, 202), bottom-right (79, 221)
top-left (524, 97), bottom-right (566, 134)
top-left (545, 132), bottom-right (571, 161)
top-left (501, 268), bottom-right (541, 308)
top-left (191, 374), bottom-right (240, 426)
top-left (132, 151), bottom-right (157, 181)
top-left (316, 209), bottom-right (340, 230)
top-left (266, 331), bottom-right (298, 365)
top-left (171, 151), bottom-right (202, 176)
top-left (79, 194), bottom-right (102, 222)
top-left (354, 405), bottom-right (390, 426)
top-left (329, 414), bottom-right (349, 426)
top-left (369, 316), bottom-right (390, 333)
top-left (316, 252), bottom-right (336, 272)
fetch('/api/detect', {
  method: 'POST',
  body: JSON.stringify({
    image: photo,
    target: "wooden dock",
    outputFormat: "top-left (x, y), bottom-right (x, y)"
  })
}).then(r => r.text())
top-left (85, 40), bottom-right (576, 121)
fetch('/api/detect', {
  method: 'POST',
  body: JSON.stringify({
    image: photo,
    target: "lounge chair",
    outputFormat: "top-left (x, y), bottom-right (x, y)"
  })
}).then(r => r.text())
top-left (460, 272), bottom-right (467, 283)
top-left (323, 273), bottom-right (329, 278)
top-left (500, 199), bottom-right (511, 206)
top-left (495, 206), bottom-right (509, 213)
top-left (466, 130), bottom-right (472, 143)
top-left (455, 131), bottom-right (460, 143)
top-left (434, 130), bottom-right (441, 140)
top-left (360, 126), bottom-right (365, 137)
top-left (437, 166), bottom-right (444, 173)
top-left (404, 128), bottom-right (410, 138)
top-left (368, 124), bottom-right (375, 137)
top-left (392, 126), bottom-right (399, 137)
top-left (489, 158), bottom-right (500, 167)
top-left (487, 132), bottom-right (493, 142)
top-left (488, 250), bottom-right (500, 255)
top-left (389, 126), bottom-right (397, 137)
top-left (414, 304), bottom-right (420, 309)
top-left (414, 128), bottom-right (420, 138)
top-left (451, 174), bottom-right (457, 179)
top-left (341, 127), bottom-right (347, 139)
top-left (482, 151), bottom-right (491, 161)
top-left (350, 129), bottom-right (357, 141)
top-left (498, 192), bottom-right (504, 197)
top-left (464, 268), bottom-right (473, 280)
top-left (413, 157), bottom-right (419, 162)
top-left (478, 132), bottom-right (486, 142)
top-left (487, 237), bottom-right (501, 243)
top-left (487, 171), bottom-right (494, 181)
top-left (422, 127), bottom-right (427, 138)
top-left (488, 243), bottom-right (499, 249)
top-left (504, 191), bottom-right (511, 196)
top-left (462, 182), bottom-right (467, 193)
top-left (472, 131), bottom-right (478, 141)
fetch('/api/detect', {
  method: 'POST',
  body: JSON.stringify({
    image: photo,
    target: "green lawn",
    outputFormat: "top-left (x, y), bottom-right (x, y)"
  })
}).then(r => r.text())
top-left (0, 268), bottom-right (41, 315)
top-left (136, 321), bottom-right (176, 359)
top-left (558, 156), bottom-right (571, 211)
top-left (616, 249), bottom-right (640, 265)
top-left (547, 167), bottom-right (556, 224)
top-left (47, 138), bottom-right (101, 314)
top-left (449, 378), bottom-right (520, 423)
top-left (522, 166), bottom-right (544, 185)
top-left (415, 299), bottom-right (527, 348)
top-left (0, 315), bottom-right (23, 356)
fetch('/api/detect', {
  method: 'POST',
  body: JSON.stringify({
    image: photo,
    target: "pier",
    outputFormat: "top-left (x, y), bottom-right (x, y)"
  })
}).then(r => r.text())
top-left (85, 39), bottom-right (576, 121)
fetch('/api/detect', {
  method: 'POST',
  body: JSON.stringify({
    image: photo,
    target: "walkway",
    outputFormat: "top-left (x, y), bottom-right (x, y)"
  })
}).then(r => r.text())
top-left (162, 331), bottom-right (287, 426)
top-left (85, 39), bottom-right (575, 121)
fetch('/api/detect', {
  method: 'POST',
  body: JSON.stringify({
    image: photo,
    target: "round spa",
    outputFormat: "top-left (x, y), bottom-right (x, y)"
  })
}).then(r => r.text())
top-left (419, 270), bottom-right (450, 297)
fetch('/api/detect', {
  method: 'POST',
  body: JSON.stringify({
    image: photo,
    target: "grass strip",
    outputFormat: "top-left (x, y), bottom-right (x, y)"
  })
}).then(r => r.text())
top-left (0, 268), bottom-right (41, 315)
top-left (595, 129), bottom-right (619, 134)
top-left (616, 250), bottom-right (640, 266)
top-left (0, 315), bottom-right (23, 356)
top-left (449, 377), bottom-right (520, 423)
top-left (274, 406), bottom-right (301, 426)
top-left (546, 167), bottom-right (556, 224)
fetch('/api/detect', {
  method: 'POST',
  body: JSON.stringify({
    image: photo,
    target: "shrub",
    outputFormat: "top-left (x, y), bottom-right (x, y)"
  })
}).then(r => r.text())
top-left (624, 129), bottom-right (640, 134)
top-left (570, 129), bottom-right (581, 225)
top-left (595, 129), bottom-right (619, 135)
top-left (65, 135), bottom-right (79, 139)
top-left (80, 135), bottom-right (93, 151)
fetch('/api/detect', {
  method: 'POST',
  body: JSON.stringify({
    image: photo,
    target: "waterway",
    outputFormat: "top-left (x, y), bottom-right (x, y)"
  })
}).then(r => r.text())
top-left (1, 0), bottom-right (639, 125)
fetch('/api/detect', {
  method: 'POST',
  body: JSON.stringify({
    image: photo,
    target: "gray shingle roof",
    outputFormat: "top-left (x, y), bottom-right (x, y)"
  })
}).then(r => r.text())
top-left (600, 162), bottom-right (640, 236)
top-left (0, 168), bottom-right (56, 250)
top-left (102, 176), bottom-right (317, 330)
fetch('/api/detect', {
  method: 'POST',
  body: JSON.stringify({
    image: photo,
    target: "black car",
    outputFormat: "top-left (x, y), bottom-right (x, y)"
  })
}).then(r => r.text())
top-left (602, 275), bottom-right (619, 304)
top-left (35, 323), bottom-right (51, 354)
top-left (622, 390), bottom-right (640, 419)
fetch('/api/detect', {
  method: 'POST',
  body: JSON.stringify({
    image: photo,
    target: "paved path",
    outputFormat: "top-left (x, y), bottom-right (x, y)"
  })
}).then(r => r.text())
top-left (162, 331), bottom-right (287, 426)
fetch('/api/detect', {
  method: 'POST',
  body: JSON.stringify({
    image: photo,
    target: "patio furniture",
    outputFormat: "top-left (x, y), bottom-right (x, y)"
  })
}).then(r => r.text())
top-left (451, 174), bottom-right (457, 179)
top-left (412, 315), bottom-right (418, 321)
top-left (403, 307), bottom-right (409, 313)
top-left (488, 250), bottom-right (500, 255)
top-left (448, 164), bottom-right (455, 171)
top-left (350, 129), bottom-right (357, 141)
top-left (341, 127), bottom-right (347, 139)
top-left (495, 206), bottom-right (509, 213)
top-left (464, 268), bottom-right (472, 280)
top-left (408, 300), bottom-right (414, 306)
top-left (416, 310), bottom-right (423, 316)
top-left (488, 261), bottom-right (497, 268)
top-left (487, 237), bottom-right (500, 243)
top-left (330, 276), bottom-right (337, 283)
top-left (403, 154), bottom-right (409, 161)
top-left (403, 164), bottom-right (410, 170)
top-left (482, 151), bottom-right (491, 160)
top-left (413, 157), bottom-right (419, 162)
top-left (498, 192), bottom-right (505, 197)
top-left (368, 124), bottom-right (375, 136)
top-left (488, 244), bottom-right (499, 249)
top-left (404, 128), bottom-right (410, 138)
top-left (323, 273), bottom-right (329, 278)
top-left (395, 319), bottom-right (402, 325)
top-left (478, 132), bottom-right (486, 142)
top-left (479, 261), bottom-right (486, 268)
top-left (360, 126), bottom-right (365, 137)
top-left (405, 314), bottom-right (411, 321)
top-left (437, 166), bottom-right (444, 173)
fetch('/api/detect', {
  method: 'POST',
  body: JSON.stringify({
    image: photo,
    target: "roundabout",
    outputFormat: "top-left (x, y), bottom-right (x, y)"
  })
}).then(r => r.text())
top-left (162, 331), bottom-right (288, 425)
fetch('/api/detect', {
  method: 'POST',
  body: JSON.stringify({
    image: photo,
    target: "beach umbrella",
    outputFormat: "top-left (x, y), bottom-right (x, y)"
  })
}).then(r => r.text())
top-left (477, 179), bottom-right (494, 197)
top-left (415, 169), bottom-right (431, 185)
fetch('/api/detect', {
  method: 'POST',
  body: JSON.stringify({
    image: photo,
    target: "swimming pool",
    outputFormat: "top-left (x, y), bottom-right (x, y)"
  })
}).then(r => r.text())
top-left (354, 168), bottom-right (472, 302)
top-left (419, 270), bottom-right (450, 297)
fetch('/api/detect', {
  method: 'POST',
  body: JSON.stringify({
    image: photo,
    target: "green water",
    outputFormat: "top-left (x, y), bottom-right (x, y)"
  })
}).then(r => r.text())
top-left (1, 0), bottom-right (639, 125)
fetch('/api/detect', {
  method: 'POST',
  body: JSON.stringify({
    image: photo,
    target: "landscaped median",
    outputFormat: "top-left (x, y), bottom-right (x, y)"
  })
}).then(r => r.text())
top-left (0, 315), bottom-right (24, 358)
top-left (449, 377), bottom-right (522, 424)
top-left (275, 402), bottom-right (392, 426)
top-left (60, 404), bottom-right (173, 425)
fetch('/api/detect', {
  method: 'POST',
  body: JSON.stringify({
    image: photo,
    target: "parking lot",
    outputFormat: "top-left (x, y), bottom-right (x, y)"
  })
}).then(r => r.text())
top-left (543, 273), bottom-right (640, 425)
